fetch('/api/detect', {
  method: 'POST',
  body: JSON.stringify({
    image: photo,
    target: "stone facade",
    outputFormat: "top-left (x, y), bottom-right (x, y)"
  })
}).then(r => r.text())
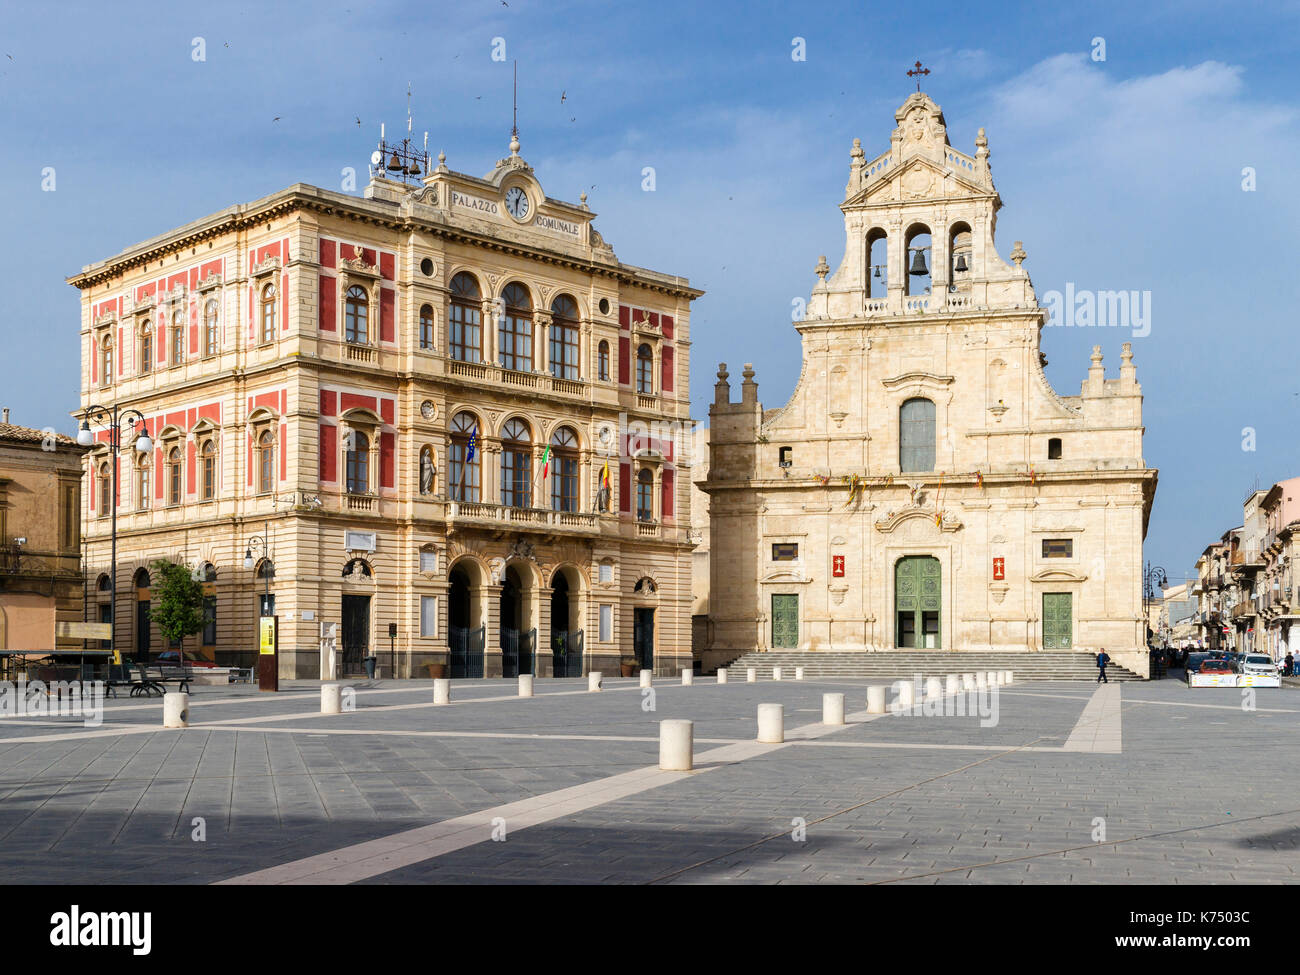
top-left (0, 415), bottom-right (88, 652)
top-left (70, 136), bottom-right (701, 679)
top-left (700, 93), bottom-right (1157, 677)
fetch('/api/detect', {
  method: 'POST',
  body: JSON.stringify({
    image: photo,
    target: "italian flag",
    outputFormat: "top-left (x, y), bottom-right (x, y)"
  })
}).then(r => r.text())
top-left (540, 444), bottom-right (551, 479)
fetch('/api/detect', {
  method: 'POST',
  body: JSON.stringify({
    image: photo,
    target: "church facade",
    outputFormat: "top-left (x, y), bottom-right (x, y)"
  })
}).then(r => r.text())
top-left (70, 131), bottom-right (700, 679)
top-left (701, 93), bottom-right (1157, 677)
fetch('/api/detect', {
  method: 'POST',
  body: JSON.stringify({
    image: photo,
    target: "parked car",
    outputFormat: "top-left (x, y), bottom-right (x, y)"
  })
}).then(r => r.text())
top-left (1241, 654), bottom-right (1277, 677)
top-left (1197, 659), bottom-right (1235, 676)
top-left (1184, 653), bottom-right (1210, 677)
top-left (155, 650), bottom-right (219, 669)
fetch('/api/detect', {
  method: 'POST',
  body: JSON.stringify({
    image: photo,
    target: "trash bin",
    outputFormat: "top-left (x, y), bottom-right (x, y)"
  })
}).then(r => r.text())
top-left (363, 656), bottom-right (377, 679)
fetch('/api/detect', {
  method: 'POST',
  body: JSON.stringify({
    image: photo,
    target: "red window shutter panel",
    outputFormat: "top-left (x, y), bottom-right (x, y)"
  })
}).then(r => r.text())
top-left (619, 462), bottom-right (631, 513)
top-left (319, 424), bottom-right (337, 482)
top-left (661, 346), bottom-right (674, 393)
top-left (380, 432), bottom-right (395, 488)
top-left (661, 468), bottom-right (674, 521)
top-left (618, 336), bottom-right (630, 385)
top-left (319, 275), bottom-right (336, 331)
top-left (319, 238), bottom-right (336, 268)
top-left (380, 288), bottom-right (395, 343)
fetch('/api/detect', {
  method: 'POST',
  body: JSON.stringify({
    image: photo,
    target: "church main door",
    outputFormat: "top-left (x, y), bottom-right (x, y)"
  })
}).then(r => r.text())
top-left (771, 594), bottom-right (799, 649)
top-left (895, 556), bottom-right (941, 648)
top-left (1042, 593), bottom-right (1073, 649)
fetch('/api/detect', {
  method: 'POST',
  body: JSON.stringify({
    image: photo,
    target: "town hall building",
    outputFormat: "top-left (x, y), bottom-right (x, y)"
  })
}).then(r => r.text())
top-left (700, 92), bottom-right (1157, 678)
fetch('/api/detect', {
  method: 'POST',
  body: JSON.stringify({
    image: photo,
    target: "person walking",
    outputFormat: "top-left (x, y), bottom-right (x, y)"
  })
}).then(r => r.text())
top-left (1285, 652), bottom-right (1294, 677)
top-left (1096, 648), bottom-right (1111, 683)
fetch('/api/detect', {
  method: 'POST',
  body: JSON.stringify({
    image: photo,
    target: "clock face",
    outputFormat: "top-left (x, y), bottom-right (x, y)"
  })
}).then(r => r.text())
top-left (505, 186), bottom-right (530, 220)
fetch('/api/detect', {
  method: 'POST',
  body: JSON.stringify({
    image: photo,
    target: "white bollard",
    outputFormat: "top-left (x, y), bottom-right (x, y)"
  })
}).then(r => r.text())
top-left (795, 666), bottom-right (804, 681)
top-left (588, 671), bottom-right (603, 691)
top-left (639, 669), bottom-right (652, 688)
top-left (717, 667), bottom-right (728, 684)
top-left (946, 674), bottom-right (959, 695)
top-left (747, 668), bottom-right (757, 683)
top-left (659, 719), bottom-right (694, 771)
top-left (895, 681), bottom-right (915, 712)
top-left (823, 692), bottom-right (846, 725)
top-left (772, 666), bottom-right (782, 681)
top-left (925, 677), bottom-right (942, 699)
top-left (963, 673), bottom-right (976, 691)
top-left (866, 685), bottom-right (887, 714)
top-left (518, 674), bottom-right (534, 698)
top-left (321, 684), bottom-right (342, 714)
top-left (681, 668), bottom-right (693, 686)
top-left (757, 703), bottom-right (784, 743)
top-left (433, 678), bottom-right (451, 705)
top-left (163, 692), bottom-right (189, 728)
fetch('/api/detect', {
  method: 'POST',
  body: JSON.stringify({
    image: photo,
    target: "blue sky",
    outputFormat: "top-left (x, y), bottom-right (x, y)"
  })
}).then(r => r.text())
top-left (1, 0), bottom-right (1297, 580)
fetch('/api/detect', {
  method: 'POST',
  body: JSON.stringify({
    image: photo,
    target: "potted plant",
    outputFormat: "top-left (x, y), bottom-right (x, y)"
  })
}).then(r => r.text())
top-left (620, 657), bottom-right (637, 678)
top-left (426, 660), bottom-right (447, 679)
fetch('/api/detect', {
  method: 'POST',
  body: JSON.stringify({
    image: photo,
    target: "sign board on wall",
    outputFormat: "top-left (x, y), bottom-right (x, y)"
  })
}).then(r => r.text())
top-left (993, 557), bottom-right (1005, 581)
top-left (832, 555), bottom-right (845, 578)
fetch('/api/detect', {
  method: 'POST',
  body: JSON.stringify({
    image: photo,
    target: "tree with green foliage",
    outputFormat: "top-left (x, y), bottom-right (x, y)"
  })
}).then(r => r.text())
top-left (148, 558), bottom-right (207, 651)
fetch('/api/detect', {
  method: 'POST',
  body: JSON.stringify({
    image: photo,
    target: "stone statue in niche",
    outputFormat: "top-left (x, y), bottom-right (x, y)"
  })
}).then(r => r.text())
top-left (419, 448), bottom-right (435, 495)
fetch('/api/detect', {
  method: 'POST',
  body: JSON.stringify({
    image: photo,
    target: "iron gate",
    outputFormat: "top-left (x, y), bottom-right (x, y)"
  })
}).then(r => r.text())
top-left (450, 624), bottom-right (485, 678)
top-left (501, 627), bottom-right (536, 678)
top-left (552, 629), bottom-right (584, 678)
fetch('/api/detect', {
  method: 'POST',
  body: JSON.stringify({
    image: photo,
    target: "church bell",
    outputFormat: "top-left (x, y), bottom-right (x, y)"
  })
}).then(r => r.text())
top-left (909, 247), bottom-right (929, 276)
top-left (954, 253), bottom-right (968, 273)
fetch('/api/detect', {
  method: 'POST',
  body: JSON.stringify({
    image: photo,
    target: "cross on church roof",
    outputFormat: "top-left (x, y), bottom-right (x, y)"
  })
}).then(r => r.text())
top-left (907, 59), bottom-right (930, 91)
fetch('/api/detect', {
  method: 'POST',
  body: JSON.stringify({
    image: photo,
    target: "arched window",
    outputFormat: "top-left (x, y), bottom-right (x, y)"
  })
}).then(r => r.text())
top-left (346, 431), bottom-right (370, 494)
top-left (134, 568), bottom-right (152, 590)
top-left (899, 398), bottom-right (936, 472)
top-left (449, 272), bottom-right (482, 362)
top-left (949, 222), bottom-right (973, 290)
top-left (257, 430), bottom-right (275, 494)
top-left (549, 295), bottom-right (579, 380)
top-left (135, 458), bottom-right (150, 511)
top-left (904, 224), bottom-right (932, 298)
top-left (550, 426), bottom-right (579, 512)
top-left (866, 228), bottom-right (888, 298)
top-left (200, 440), bottom-right (216, 500)
top-left (498, 283), bottom-right (533, 372)
top-left (166, 447), bottom-right (183, 505)
top-left (100, 338), bottom-right (113, 387)
top-left (598, 340), bottom-right (610, 382)
top-left (97, 462), bottom-right (112, 517)
top-left (96, 573), bottom-right (112, 592)
top-left (139, 326), bottom-right (152, 374)
top-left (636, 344), bottom-right (653, 394)
top-left (1048, 437), bottom-right (1063, 460)
top-left (636, 468), bottom-right (654, 521)
top-left (204, 299), bottom-right (218, 356)
top-left (344, 285), bottom-right (368, 344)
top-left (500, 418), bottom-right (531, 508)
top-left (171, 313), bottom-right (185, 365)
top-left (448, 411), bottom-right (480, 502)
top-left (419, 303), bottom-right (435, 350)
top-left (260, 283), bottom-right (277, 343)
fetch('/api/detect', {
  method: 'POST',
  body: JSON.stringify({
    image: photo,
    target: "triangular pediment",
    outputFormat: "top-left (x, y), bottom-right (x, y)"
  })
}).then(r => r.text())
top-left (846, 156), bottom-right (989, 208)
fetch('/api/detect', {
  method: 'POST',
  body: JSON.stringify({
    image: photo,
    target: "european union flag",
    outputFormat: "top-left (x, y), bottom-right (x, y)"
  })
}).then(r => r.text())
top-left (466, 426), bottom-right (478, 462)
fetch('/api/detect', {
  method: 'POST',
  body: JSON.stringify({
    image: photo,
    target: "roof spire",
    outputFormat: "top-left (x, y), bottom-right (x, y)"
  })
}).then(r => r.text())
top-left (509, 60), bottom-right (520, 155)
top-left (907, 59), bottom-right (930, 92)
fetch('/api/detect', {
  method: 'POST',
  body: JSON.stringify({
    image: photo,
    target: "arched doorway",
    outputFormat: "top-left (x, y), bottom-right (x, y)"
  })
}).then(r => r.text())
top-left (133, 568), bottom-right (152, 662)
top-left (550, 567), bottom-right (585, 677)
top-left (499, 565), bottom-right (534, 677)
top-left (895, 556), bottom-right (941, 648)
top-left (448, 559), bottom-right (485, 678)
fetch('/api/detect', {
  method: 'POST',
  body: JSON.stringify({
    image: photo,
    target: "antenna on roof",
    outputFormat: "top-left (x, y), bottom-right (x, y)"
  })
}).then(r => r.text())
top-left (510, 60), bottom-right (520, 154)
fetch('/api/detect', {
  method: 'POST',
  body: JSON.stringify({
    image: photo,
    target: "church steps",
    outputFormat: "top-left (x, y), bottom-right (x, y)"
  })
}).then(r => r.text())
top-left (716, 651), bottom-right (1143, 681)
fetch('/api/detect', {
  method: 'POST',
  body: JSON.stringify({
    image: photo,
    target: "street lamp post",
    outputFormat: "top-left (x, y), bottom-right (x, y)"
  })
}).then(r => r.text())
top-left (78, 405), bottom-right (152, 669)
top-left (1143, 562), bottom-right (1168, 674)
top-left (243, 526), bottom-right (276, 690)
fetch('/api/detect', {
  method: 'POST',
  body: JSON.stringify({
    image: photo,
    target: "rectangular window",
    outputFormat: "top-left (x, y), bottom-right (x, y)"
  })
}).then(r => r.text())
top-left (772, 543), bottom-right (799, 561)
top-left (598, 563), bottom-right (614, 584)
top-left (420, 595), bottom-right (438, 637)
top-left (1042, 538), bottom-right (1074, 559)
top-left (60, 485), bottom-right (78, 550)
top-left (599, 603), bottom-right (613, 643)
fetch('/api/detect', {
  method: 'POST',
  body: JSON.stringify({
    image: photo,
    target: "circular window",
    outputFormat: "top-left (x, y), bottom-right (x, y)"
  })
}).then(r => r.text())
top-left (420, 257), bottom-right (434, 276)
top-left (598, 297), bottom-right (610, 316)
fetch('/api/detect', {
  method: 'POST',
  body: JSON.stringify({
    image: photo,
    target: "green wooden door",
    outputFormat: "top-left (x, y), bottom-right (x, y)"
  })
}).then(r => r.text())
top-left (895, 556), bottom-right (941, 648)
top-left (1042, 593), bottom-right (1073, 649)
top-left (771, 594), bottom-right (799, 649)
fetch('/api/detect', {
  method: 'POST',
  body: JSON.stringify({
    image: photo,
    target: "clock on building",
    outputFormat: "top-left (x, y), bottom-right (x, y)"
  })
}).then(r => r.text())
top-left (505, 186), bottom-right (530, 221)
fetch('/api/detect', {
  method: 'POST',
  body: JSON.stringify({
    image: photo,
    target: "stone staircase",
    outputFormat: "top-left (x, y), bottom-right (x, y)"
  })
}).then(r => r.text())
top-left (717, 650), bottom-right (1143, 682)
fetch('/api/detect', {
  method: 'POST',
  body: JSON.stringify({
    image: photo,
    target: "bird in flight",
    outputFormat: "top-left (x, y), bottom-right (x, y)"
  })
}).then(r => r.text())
top-left (560, 90), bottom-right (566, 103)
top-left (273, 116), bottom-right (281, 123)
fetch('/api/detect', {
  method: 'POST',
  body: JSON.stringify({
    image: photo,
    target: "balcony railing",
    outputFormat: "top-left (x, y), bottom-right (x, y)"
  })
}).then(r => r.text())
top-left (346, 493), bottom-right (376, 511)
top-left (345, 344), bottom-right (376, 364)
top-left (448, 501), bottom-right (597, 532)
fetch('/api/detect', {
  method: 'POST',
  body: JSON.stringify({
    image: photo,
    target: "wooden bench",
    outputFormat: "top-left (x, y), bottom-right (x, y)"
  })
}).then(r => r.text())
top-left (146, 663), bottom-right (194, 694)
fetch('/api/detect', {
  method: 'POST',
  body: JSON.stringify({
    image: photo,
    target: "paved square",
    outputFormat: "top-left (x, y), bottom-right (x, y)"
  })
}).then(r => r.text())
top-left (0, 675), bottom-right (1295, 884)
